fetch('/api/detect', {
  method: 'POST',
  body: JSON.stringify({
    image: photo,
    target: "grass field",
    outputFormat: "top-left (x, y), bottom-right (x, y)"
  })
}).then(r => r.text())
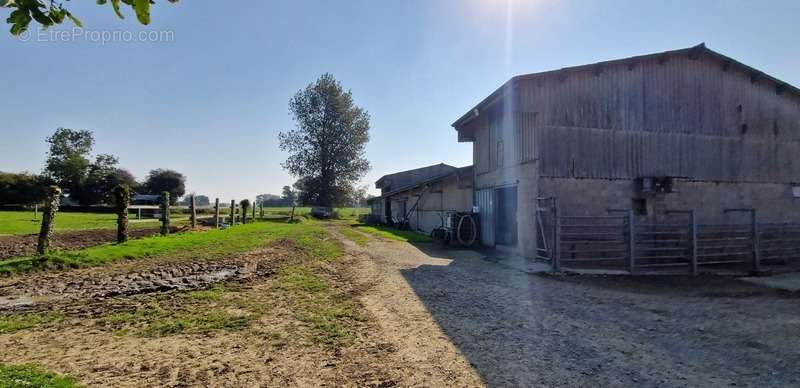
top-left (0, 220), bottom-right (341, 274)
top-left (0, 211), bottom-right (188, 236)
top-left (0, 208), bottom-right (368, 236)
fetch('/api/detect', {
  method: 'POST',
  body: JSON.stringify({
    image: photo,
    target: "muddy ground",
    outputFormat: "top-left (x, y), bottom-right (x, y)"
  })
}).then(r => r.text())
top-left (0, 224), bottom-right (798, 387)
top-left (0, 227), bottom-right (185, 261)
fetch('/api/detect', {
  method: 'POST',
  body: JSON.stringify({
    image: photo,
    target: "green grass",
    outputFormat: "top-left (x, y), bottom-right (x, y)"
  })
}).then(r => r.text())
top-left (0, 313), bottom-right (62, 334)
top-left (339, 227), bottom-right (370, 246)
top-left (273, 265), bottom-right (364, 346)
top-left (0, 363), bottom-right (80, 388)
top-left (99, 295), bottom-right (258, 337)
top-left (0, 220), bottom-right (341, 274)
top-left (353, 224), bottom-right (432, 243)
top-left (0, 211), bottom-right (188, 236)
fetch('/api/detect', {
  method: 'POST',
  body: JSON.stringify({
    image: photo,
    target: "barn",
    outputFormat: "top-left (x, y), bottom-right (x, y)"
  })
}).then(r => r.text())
top-left (368, 164), bottom-right (474, 234)
top-left (452, 43), bottom-right (800, 265)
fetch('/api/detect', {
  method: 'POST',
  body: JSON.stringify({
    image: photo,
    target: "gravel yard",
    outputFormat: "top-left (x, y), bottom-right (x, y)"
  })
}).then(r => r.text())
top-left (356, 238), bottom-right (800, 387)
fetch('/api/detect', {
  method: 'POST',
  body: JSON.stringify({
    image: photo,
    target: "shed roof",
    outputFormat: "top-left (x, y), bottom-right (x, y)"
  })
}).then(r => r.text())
top-left (375, 163), bottom-right (457, 190)
top-left (380, 165), bottom-right (473, 198)
top-left (452, 43), bottom-right (800, 129)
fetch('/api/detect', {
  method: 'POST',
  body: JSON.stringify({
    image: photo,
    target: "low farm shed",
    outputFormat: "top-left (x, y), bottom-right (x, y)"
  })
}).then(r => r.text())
top-left (369, 165), bottom-right (474, 234)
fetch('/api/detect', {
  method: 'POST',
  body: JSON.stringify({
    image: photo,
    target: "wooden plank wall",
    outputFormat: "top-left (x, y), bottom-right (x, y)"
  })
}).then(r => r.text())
top-left (512, 53), bottom-right (800, 183)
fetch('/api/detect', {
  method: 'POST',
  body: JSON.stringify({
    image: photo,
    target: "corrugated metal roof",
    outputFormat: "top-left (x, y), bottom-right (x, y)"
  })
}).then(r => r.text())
top-left (452, 43), bottom-right (800, 129)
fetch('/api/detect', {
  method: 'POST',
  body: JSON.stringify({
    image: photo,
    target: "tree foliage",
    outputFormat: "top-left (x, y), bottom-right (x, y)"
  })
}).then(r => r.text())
top-left (0, 172), bottom-right (47, 205)
top-left (142, 168), bottom-right (185, 204)
top-left (42, 128), bottom-right (136, 205)
top-left (3, 0), bottom-right (179, 36)
top-left (43, 127), bottom-right (94, 195)
top-left (280, 185), bottom-right (297, 206)
top-left (279, 73), bottom-right (371, 207)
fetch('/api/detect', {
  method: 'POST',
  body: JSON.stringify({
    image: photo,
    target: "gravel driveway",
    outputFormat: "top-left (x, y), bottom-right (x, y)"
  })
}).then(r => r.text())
top-left (358, 238), bottom-right (800, 387)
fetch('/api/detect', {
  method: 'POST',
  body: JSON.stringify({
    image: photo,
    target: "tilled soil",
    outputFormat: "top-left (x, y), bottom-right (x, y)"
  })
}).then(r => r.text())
top-left (0, 227), bottom-right (180, 260)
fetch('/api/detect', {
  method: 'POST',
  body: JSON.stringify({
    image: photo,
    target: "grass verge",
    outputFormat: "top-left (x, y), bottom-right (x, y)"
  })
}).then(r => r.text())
top-left (0, 221), bottom-right (337, 275)
top-left (0, 363), bottom-right (80, 388)
top-left (339, 227), bottom-right (371, 246)
top-left (353, 224), bottom-right (432, 243)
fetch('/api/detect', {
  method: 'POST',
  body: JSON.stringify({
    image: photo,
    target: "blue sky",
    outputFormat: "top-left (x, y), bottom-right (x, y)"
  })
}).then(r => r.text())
top-left (1, 0), bottom-right (798, 201)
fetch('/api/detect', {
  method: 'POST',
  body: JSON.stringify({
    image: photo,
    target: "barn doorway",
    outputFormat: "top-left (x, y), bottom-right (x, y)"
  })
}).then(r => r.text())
top-left (494, 186), bottom-right (518, 246)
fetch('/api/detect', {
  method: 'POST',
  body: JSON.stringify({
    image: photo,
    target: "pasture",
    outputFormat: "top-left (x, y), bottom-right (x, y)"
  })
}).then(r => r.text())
top-left (0, 211), bottom-right (185, 237)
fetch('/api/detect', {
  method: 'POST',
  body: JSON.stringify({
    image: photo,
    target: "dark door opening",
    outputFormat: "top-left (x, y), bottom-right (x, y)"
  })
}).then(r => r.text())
top-left (494, 186), bottom-right (518, 246)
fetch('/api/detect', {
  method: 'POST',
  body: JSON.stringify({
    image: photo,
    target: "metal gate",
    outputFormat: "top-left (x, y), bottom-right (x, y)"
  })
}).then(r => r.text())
top-left (536, 197), bottom-right (557, 265)
top-left (475, 189), bottom-right (494, 247)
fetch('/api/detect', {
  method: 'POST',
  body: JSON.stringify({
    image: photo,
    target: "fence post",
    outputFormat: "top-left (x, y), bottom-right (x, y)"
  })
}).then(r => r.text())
top-left (259, 202), bottom-right (264, 219)
top-left (214, 198), bottom-right (220, 228)
top-left (230, 200), bottom-right (235, 225)
top-left (160, 191), bottom-right (171, 236)
top-left (751, 209), bottom-right (762, 273)
top-left (137, 207), bottom-right (142, 220)
top-left (189, 194), bottom-right (197, 229)
top-left (36, 186), bottom-right (61, 256)
top-left (552, 197), bottom-right (561, 272)
top-left (689, 210), bottom-right (698, 276)
top-left (113, 185), bottom-right (130, 244)
top-left (252, 199), bottom-right (256, 221)
top-left (627, 210), bottom-right (636, 274)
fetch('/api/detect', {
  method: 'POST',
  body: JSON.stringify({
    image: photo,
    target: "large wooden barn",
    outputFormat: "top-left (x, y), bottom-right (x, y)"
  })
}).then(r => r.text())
top-left (452, 43), bottom-right (800, 260)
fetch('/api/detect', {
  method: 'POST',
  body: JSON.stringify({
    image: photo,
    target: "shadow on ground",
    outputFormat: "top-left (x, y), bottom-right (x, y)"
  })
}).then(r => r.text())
top-left (399, 242), bottom-right (800, 387)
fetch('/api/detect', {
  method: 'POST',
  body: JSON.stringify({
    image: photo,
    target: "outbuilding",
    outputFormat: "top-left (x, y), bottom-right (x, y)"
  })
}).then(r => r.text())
top-left (369, 164), bottom-right (474, 234)
top-left (452, 43), bottom-right (800, 259)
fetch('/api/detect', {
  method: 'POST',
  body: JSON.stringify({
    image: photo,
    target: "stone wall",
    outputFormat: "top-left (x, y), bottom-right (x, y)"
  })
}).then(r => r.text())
top-left (539, 177), bottom-right (800, 223)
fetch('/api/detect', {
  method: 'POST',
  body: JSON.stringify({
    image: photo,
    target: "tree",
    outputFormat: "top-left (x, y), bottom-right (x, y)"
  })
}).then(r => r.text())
top-left (281, 185), bottom-right (297, 206)
top-left (0, 172), bottom-right (47, 205)
top-left (43, 128), bottom-right (93, 197)
top-left (180, 194), bottom-right (210, 207)
top-left (3, 0), bottom-right (179, 36)
top-left (194, 195), bottom-right (210, 207)
top-left (72, 156), bottom-right (138, 205)
top-left (256, 193), bottom-right (282, 207)
top-left (279, 73), bottom-right (371, 207)
top-left (348, 185), bottom-right (369, 207)
top-left (143, 169), bottom-right (185, 204)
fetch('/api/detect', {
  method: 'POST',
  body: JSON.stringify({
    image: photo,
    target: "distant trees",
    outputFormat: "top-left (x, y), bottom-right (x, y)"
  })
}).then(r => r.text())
top-left (279, 73), bottom-right (371, 207)
top-left (179, 194), bottom-right (210, 207)
top-left (41, 128), bottom-right (137, 205)
top-left (281, 185), bottom-right (297, 206)
top-left (43, 128), bottom-right (94, 196)
top-left (142, 169), bottom-right (186, 205)
top-left (2, 128), bottom-right (189, 206)
top-left (0, 172), bottom-right (47, 205)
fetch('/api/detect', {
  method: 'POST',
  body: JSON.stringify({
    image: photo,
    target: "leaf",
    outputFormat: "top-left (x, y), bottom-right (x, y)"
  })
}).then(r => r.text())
top-left (110, 0), bottom-right (125, 19)
top-left (133, 0), bottom-right (149, 25)
top-left (65, 11), bottom-right (82, 28)
top-left (7, 8), bottom-right (32, 35)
